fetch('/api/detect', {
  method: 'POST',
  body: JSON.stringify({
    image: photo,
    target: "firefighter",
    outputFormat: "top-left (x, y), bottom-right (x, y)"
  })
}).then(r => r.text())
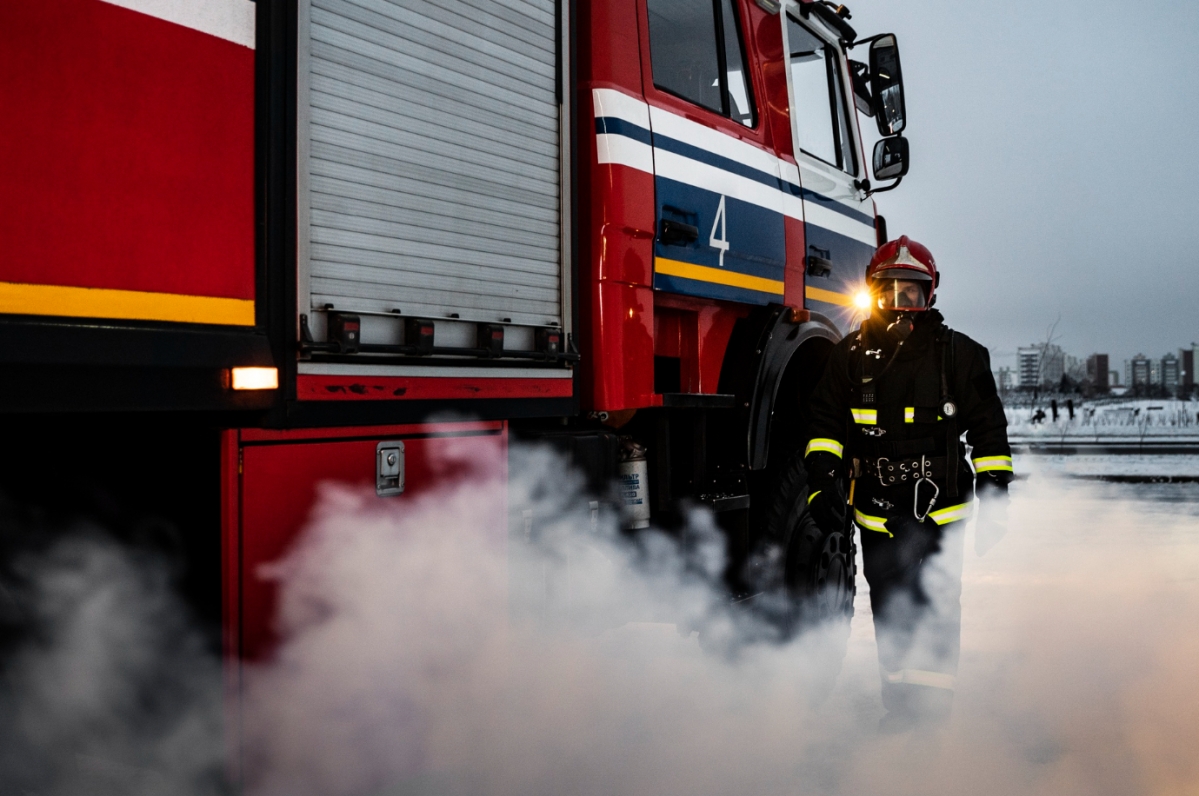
top-left (803, 236), bottom-right (1012, 732)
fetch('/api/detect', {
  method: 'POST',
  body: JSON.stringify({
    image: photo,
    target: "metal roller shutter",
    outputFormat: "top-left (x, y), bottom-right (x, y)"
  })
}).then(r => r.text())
top-left (298, 0), bottom-right (564, 331)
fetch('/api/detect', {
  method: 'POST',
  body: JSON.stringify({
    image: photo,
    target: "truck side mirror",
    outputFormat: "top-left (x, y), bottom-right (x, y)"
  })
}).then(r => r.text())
top-left (869, 34), bottom-right (906, 136)
top-left (872, 136), bottom-right (909, 181)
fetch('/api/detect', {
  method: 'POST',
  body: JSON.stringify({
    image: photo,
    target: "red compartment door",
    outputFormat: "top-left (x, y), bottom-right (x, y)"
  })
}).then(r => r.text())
top-left (225, 421), bottom-right (507, 663)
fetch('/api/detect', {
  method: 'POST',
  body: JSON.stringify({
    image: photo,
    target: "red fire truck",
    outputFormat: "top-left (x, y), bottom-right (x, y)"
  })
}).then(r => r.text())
top-left (1, 0), bottom-right (909, 677)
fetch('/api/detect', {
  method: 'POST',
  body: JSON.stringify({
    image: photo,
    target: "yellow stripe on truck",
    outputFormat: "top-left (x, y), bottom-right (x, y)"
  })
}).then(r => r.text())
top-left (654, 257), bottom-right (785, 296)
top-left (805, 285), bottom-right (856, 307)
top-left (0, 281), bottom-right (255, 326)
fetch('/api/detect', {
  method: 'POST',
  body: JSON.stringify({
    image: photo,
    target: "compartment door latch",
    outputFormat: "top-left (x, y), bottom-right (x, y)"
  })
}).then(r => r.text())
top-left (376, 441), bottom-right (405, 497)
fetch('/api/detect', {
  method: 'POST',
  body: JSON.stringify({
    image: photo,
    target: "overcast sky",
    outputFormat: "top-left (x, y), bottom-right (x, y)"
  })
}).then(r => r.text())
top-left (855, 0), bottom-right (1199, 370)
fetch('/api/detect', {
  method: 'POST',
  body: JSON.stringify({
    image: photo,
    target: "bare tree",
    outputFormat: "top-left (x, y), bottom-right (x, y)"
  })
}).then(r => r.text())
top-left (1033, 314), bottom-right (1062, 402)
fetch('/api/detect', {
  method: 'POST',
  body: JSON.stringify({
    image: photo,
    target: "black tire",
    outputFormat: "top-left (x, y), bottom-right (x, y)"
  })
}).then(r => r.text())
top-left (760, 450), bottom-right (857, 636)
top-left (754, 451), bottom-right (857, 701)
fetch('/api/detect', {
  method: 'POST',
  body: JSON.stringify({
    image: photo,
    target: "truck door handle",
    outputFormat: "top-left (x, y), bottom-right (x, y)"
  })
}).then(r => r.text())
top-left (807, 255), bottom-right (833, 277)
top-left (660, 219), bottom-right (699, 246)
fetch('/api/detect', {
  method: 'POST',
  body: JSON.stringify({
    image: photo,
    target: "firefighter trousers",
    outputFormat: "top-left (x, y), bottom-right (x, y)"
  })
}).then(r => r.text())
top-left (859, 513), bottom-right (966, 719)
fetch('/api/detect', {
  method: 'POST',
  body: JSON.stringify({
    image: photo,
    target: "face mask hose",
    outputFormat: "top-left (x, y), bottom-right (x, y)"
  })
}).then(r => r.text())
top-left (885, 312), bottom-right (915, 341)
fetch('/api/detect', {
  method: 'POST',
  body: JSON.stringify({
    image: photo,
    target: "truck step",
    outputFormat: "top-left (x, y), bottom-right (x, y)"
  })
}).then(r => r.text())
top-left (700, 493), bottom-right (751, 513)
top-left (660, 393), bottom-right (737, 409)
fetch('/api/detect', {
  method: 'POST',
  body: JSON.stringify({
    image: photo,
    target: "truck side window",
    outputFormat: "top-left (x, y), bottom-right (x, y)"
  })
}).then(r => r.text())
top-left (648, 0), bottom-right (757, 127)
top-left (720, 0), bottom-right (755, 126)
top-left (787, 17), bottom-right (857, 173)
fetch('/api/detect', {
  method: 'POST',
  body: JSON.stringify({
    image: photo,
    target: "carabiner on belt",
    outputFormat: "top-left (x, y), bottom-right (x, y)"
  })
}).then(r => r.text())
top-left (913, 455), bottom-right (939, 522)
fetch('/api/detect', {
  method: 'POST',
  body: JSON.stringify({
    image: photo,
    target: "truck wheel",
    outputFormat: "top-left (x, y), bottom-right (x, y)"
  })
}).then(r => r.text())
top-left (762, 451), bottom-right (857, 634)
top-left (757, 451), bottom-right (856, 701)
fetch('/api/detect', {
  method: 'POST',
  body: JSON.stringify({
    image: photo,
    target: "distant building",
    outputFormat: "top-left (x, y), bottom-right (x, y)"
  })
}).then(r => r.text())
top-left (1109, 369), bottom-right (1120, 387)
top-left (1126, 354), bottom-right (1152, 396)
top-left (1018, 347), bottom-right (1041, 388)
top-left (1042, 345), bottom-right (1066, 386)
top-left (995, 367), bottom-right (1015, 393)
top-left (1086, 354), bottom-right (1110, 393)
top-left (1064, 354), bottom-right (1085, 385)
top-left (1182, 347), bottom-right (1195, 397)
top-left (1162, 353), bottom-right (1181, 395)
top-left (1018, 343), bottom-right (1065, 389)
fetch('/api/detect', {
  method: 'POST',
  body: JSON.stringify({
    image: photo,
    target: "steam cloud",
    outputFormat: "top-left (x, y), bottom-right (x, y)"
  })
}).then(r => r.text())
top-left (0, 529), bottom-right (223, 796)
top-left (2, 447), bottom-right (1198, 795)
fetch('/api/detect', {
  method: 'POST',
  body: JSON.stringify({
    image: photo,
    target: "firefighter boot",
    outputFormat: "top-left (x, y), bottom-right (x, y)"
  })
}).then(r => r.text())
top-left (864, 518), bottom-right (965, 733)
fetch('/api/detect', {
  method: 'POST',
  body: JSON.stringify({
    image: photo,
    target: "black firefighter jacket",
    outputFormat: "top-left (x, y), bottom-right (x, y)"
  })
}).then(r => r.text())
top-left (804, 310), bottom-right (1012, 535)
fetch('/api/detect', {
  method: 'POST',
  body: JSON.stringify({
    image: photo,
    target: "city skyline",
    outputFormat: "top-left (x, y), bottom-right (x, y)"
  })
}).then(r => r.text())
top-left (1001, 341), bottom-right (1195, 397)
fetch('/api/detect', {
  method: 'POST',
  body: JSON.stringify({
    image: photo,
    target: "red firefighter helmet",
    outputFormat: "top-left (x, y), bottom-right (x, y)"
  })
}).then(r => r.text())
top-left (865, 235), bottom-right (938, 311)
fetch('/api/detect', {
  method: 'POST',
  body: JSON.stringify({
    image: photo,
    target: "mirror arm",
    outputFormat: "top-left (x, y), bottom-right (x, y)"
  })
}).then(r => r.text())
top-left (864, 176), bottom-right (903, 197)
top-left (850, 60), bottom-right (875, 116)
top-left (845, 33), bottom-right (888, 50)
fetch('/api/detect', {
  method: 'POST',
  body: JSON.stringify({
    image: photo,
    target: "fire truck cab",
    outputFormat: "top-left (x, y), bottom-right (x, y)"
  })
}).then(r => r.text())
top-left (576, 0), bottom-right (910, 600)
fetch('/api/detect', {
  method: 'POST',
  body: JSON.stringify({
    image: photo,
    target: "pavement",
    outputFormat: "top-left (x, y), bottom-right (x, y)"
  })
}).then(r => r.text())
top-left (822, 454), bottom-right (1199, 795)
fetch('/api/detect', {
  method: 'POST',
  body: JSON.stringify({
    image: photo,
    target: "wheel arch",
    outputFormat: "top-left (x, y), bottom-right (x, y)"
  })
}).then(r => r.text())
top-left (718, 307), bottom-right (842, 472)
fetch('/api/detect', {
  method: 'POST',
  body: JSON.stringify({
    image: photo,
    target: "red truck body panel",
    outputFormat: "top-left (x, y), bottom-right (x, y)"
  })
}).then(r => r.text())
top-left (577, 0), bottom-right (652, 412)
top-left (295, 375), bottom-right (574, 402)
top-left (0, 0), bottom-right (256, 326)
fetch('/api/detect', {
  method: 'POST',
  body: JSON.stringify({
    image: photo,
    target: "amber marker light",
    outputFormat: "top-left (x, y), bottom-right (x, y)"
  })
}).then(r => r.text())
top-left (229, 367), bottom-right (279, 391)
top-left (853, 290), bottom-right (873, 310)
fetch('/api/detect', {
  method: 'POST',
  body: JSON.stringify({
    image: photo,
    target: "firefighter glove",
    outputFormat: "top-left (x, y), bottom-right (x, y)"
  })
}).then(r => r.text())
top-left (805, 451), bottom-right (846, 532)
top-left (807, 488), bottom-right (847, 534)
top-left (974, 471), bottom-right (1011, 556)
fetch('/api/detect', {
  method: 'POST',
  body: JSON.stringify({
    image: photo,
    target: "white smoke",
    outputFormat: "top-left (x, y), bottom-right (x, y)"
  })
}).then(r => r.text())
top-left (3, 447), bottom-right (1199, 795)
top-left (239, 443), bottom-right (860, 796)
top-left (0, 531), bottom-right (223, 796)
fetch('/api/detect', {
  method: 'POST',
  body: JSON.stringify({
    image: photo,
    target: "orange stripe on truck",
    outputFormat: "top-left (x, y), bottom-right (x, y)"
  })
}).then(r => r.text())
top-left (0, 281), bottom-right (255, 326)
top-left (804, 285), bottom-right (856, 307)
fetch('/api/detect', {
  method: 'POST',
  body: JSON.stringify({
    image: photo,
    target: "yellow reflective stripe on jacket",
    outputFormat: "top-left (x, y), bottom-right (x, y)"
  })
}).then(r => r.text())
top-left (851, 408), bottom-right (877, 425)
top-left (928, 502), bottom-right (972, 525)
top-left (854, 509), bottom-right (892, 536)
top-left (807, 490), bottom-right (821, 505)
top-left (973, 455), bottom-right (1014, 473)
top-left (805, 438), bottom-right (844, 458)
top-left (902, 407), bottom-right (943, 422)
top-left (884, 669), bottom-right (956, 691)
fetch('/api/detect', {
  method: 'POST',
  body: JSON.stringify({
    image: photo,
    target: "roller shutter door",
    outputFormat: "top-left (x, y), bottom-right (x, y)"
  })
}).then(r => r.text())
top-left (299, 0), bottom-right (563, 329)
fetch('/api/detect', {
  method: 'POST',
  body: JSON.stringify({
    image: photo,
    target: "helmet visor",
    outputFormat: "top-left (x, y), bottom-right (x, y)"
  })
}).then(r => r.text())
top-left (872, 277), bottom-right (929, 310)
top-left (872, 267), bottom-right (932, 282)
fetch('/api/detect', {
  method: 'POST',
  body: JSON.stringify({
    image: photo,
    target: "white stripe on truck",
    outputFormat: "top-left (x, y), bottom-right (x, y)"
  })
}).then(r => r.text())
top-left (97, 0), bottom-right (255, 48)
top-left (593, 88), bottom-right (876, 247)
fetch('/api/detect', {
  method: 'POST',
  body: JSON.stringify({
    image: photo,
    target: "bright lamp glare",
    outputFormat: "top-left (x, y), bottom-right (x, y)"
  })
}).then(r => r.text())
top-left (230, 367), bottom-right (279, 391)
top-left (853, 290), bottom-right (872, 310)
